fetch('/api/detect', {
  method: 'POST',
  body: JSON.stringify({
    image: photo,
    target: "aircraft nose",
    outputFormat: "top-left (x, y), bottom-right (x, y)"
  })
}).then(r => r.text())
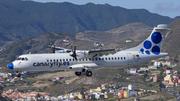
top-left (8, 63), bottom-right (14, 69)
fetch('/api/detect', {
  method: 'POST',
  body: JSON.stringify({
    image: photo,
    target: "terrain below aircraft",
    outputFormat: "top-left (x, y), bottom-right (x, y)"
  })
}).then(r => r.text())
top-left (8, 24), bottom-right (169, 77)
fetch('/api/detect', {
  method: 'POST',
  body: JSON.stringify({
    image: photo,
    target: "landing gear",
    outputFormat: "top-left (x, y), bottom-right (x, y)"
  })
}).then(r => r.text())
top-left (75, 72), bottom-right (81, 76)
top-left (74, 68), bottom-right (93, 77)
top-left (86, 70), bottom-right (92, 77)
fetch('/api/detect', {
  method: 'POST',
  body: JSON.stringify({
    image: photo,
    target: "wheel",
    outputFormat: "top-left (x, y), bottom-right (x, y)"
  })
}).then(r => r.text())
top-left (86, 71), bottom-right (92, 77)
top-left (75, 72), bottom-right (81, 76)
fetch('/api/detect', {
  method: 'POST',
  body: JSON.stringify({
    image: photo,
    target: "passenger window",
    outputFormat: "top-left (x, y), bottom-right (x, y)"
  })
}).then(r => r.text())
top-left (73, 59), bottom-right (75, 61)
top-left (92, 58), bottom-right (94, 61)
top-left (121, 57), bottom-right (123, 60)
top-left (50, 59), bottom-right (52, 62)
top-left (63, 59), bottom-right (65, 61)
top-left (89, 58), bottom-right (91, 60)
top-left (96, 58), bottom-right (98, 61)
top-left (53, 59), bottom-right (55, 62)
top-left (57, 59), bottom-right (58, 62)
top-left (69, 59), bottom-right (71, 61)
top-left (86, 59), bottom-right (88, 61)
top-left (124, 57), bottom-right (126, 59)
top-left (115, 57), bottom-right (116, 60)
top-left (112, 57), bottom-right (113, 60)
top-left (118, 57), bottom-right (120, 60)
top-left (47, 60), bottom-right (49, 62)
top-left (105, 58), bottom-right (107, 60)
top-left (60, 59), bottom-right (62, 62)
top-left (22, 58), bottom-right (25, 61)
top-left (102, 58), bottom-right (104, 60)
top-left (66, 59), bottom-right (68, 61)
top-left (109, 58), bottom-right (110, 60)
top-left (99, 58), bottom-right (101, 60)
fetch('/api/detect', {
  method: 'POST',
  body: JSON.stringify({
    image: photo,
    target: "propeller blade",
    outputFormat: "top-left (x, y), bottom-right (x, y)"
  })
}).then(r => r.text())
top-left (75, 57), bottom-right (78, 61)
top-left (71, 44), bottom-right (73, 50)
top-left (69, 44), bottom-right (78, 61)
top-left (74, 44), bottom-right (77, 53)
top-left (52, 44), bottom-right (56, 53)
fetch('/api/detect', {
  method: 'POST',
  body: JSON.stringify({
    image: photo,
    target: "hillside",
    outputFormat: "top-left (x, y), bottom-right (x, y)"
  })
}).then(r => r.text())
top-left (0, 0), bottom-right (174, 40)
top-left (76, 22), bottom-right (151, 49)
top-left (163, 18), bottom-right (180, 56)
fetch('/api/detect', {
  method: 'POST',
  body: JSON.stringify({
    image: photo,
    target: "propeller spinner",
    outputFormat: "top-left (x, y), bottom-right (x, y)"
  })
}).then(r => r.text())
top-left (48, 42), bottom-right (56, 53)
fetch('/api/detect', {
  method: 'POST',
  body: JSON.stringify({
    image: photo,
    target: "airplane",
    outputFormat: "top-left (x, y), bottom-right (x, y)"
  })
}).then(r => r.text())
top-left (7, 24), bottom-right (170, 77)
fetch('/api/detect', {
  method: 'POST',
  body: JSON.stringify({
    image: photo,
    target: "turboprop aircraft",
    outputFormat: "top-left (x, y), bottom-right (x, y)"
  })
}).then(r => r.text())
top-left (8, 24), bottom-right (169, 77)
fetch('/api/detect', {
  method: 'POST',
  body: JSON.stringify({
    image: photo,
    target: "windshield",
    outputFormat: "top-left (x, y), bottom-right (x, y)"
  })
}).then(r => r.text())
top-left (16, 57), bottom-right (28, 61)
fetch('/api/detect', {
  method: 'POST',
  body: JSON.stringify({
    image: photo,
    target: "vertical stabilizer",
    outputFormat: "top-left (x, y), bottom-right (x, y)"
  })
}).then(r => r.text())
top-left (126, 24), bottom-right (169, 55)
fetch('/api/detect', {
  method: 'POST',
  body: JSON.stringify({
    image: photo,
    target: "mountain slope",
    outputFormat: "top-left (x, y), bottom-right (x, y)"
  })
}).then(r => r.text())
top-left (0, 0), bottom-right (174, 40)
top-left (163, 18), bottom-right (180, 56)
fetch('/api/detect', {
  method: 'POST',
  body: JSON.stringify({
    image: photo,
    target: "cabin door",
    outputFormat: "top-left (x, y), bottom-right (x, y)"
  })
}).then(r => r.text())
top-left (127, 53), bottom-right (133, 65)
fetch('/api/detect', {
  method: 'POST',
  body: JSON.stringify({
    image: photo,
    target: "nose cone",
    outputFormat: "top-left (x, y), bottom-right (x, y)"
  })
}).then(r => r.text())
top-left (8, 63), bottom-right (14, 69)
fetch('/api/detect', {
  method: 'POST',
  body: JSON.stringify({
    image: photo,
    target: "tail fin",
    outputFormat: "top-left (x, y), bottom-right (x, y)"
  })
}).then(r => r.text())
top-left (127, 24), bottom-right (169, 55)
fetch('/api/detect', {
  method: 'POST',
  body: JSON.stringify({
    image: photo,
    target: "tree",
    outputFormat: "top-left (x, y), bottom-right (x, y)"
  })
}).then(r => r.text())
top-left (36, 93), bottom-right (41, 101)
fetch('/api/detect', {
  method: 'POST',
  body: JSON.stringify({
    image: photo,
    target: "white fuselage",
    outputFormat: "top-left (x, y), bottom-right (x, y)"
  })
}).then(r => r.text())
top-left (11, 50), bottom-right (168, 71)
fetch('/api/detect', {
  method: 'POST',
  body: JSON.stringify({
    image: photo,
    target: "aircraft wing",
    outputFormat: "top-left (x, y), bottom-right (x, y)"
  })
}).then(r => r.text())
top-left (88, 49), bottom-right (120, 57)
top-left (47, 45), bottom-right (66, 50)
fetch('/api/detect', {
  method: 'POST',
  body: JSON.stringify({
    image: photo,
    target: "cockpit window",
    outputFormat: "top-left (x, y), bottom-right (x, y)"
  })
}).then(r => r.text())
top-left (16, 57), bottom-right (28, 61)
top-left (17, 58), bottom-right (21, 60)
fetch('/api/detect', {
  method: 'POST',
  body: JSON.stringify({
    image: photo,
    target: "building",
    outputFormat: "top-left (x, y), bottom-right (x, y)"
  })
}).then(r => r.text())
top-left (153, 61), bottom-right (162, 67)
top-left (128, 85), bottom-right (135, 91)
top-left (161, 61), bottom-right (171, 66)
top-left (2, 89), bottom-right (49, 100)
top-left (140, 67), bottom-right (148, 72)
top-left (126, 40), bottom-right (132, 43)
top-left (130, 68), bottom-right (137, 74)
top-left (153, 75), bottom-right (159, 82)
top-left (47, 84), bottom-right (53, 88)
top-left (101, 83), bottom-right (109, 89)
top-left (56, 77), bottom-right (64, 80)
top-left (90, 87), bottom-right (101, 93)
top-left (123, 91), bottom-right (137, 98)
top-left (164, 74), bottom-right (180, 87)
top-left (63, 39), bottom-right (70, 43)
top-left (164, 67), bottom-right (173, 74)
top-left (148, 66), bottom-right (157, 70)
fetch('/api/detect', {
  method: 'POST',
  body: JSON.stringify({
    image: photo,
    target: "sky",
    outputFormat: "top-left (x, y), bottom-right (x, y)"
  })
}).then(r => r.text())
top-left (32, 0), bottom-right (180, 18)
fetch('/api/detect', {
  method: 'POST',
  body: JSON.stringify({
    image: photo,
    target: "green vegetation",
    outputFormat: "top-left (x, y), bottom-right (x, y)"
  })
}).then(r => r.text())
top-left (0, 32), bottom-right (75, 66)
top-left (0, 0), bottom-right (174, 40)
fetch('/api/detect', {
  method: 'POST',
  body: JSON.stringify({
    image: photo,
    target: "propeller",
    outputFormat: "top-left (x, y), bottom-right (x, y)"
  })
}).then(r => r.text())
top-left (70, 44), bottom-right (78, 60)
top-left (48, 42), bottom-right (56, 53)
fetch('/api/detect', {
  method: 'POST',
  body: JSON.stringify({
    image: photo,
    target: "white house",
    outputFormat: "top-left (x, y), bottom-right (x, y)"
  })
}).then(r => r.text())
top-left (148, 66), bottom-right (157, 70)
top-left (153, 61), bottom-right (162, 67)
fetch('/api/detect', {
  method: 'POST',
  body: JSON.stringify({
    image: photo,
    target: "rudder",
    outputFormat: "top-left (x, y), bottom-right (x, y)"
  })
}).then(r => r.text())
top-left (126, 24), bottom-right (169, 55)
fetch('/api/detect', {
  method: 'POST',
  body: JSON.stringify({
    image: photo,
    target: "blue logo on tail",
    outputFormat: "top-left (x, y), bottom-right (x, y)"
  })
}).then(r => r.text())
top-left (139, 32), bottom-right (162, 55)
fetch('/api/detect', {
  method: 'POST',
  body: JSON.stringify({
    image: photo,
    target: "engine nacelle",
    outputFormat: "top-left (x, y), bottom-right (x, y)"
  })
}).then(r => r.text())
top-left (76, 51), bottom-right (91, 59)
